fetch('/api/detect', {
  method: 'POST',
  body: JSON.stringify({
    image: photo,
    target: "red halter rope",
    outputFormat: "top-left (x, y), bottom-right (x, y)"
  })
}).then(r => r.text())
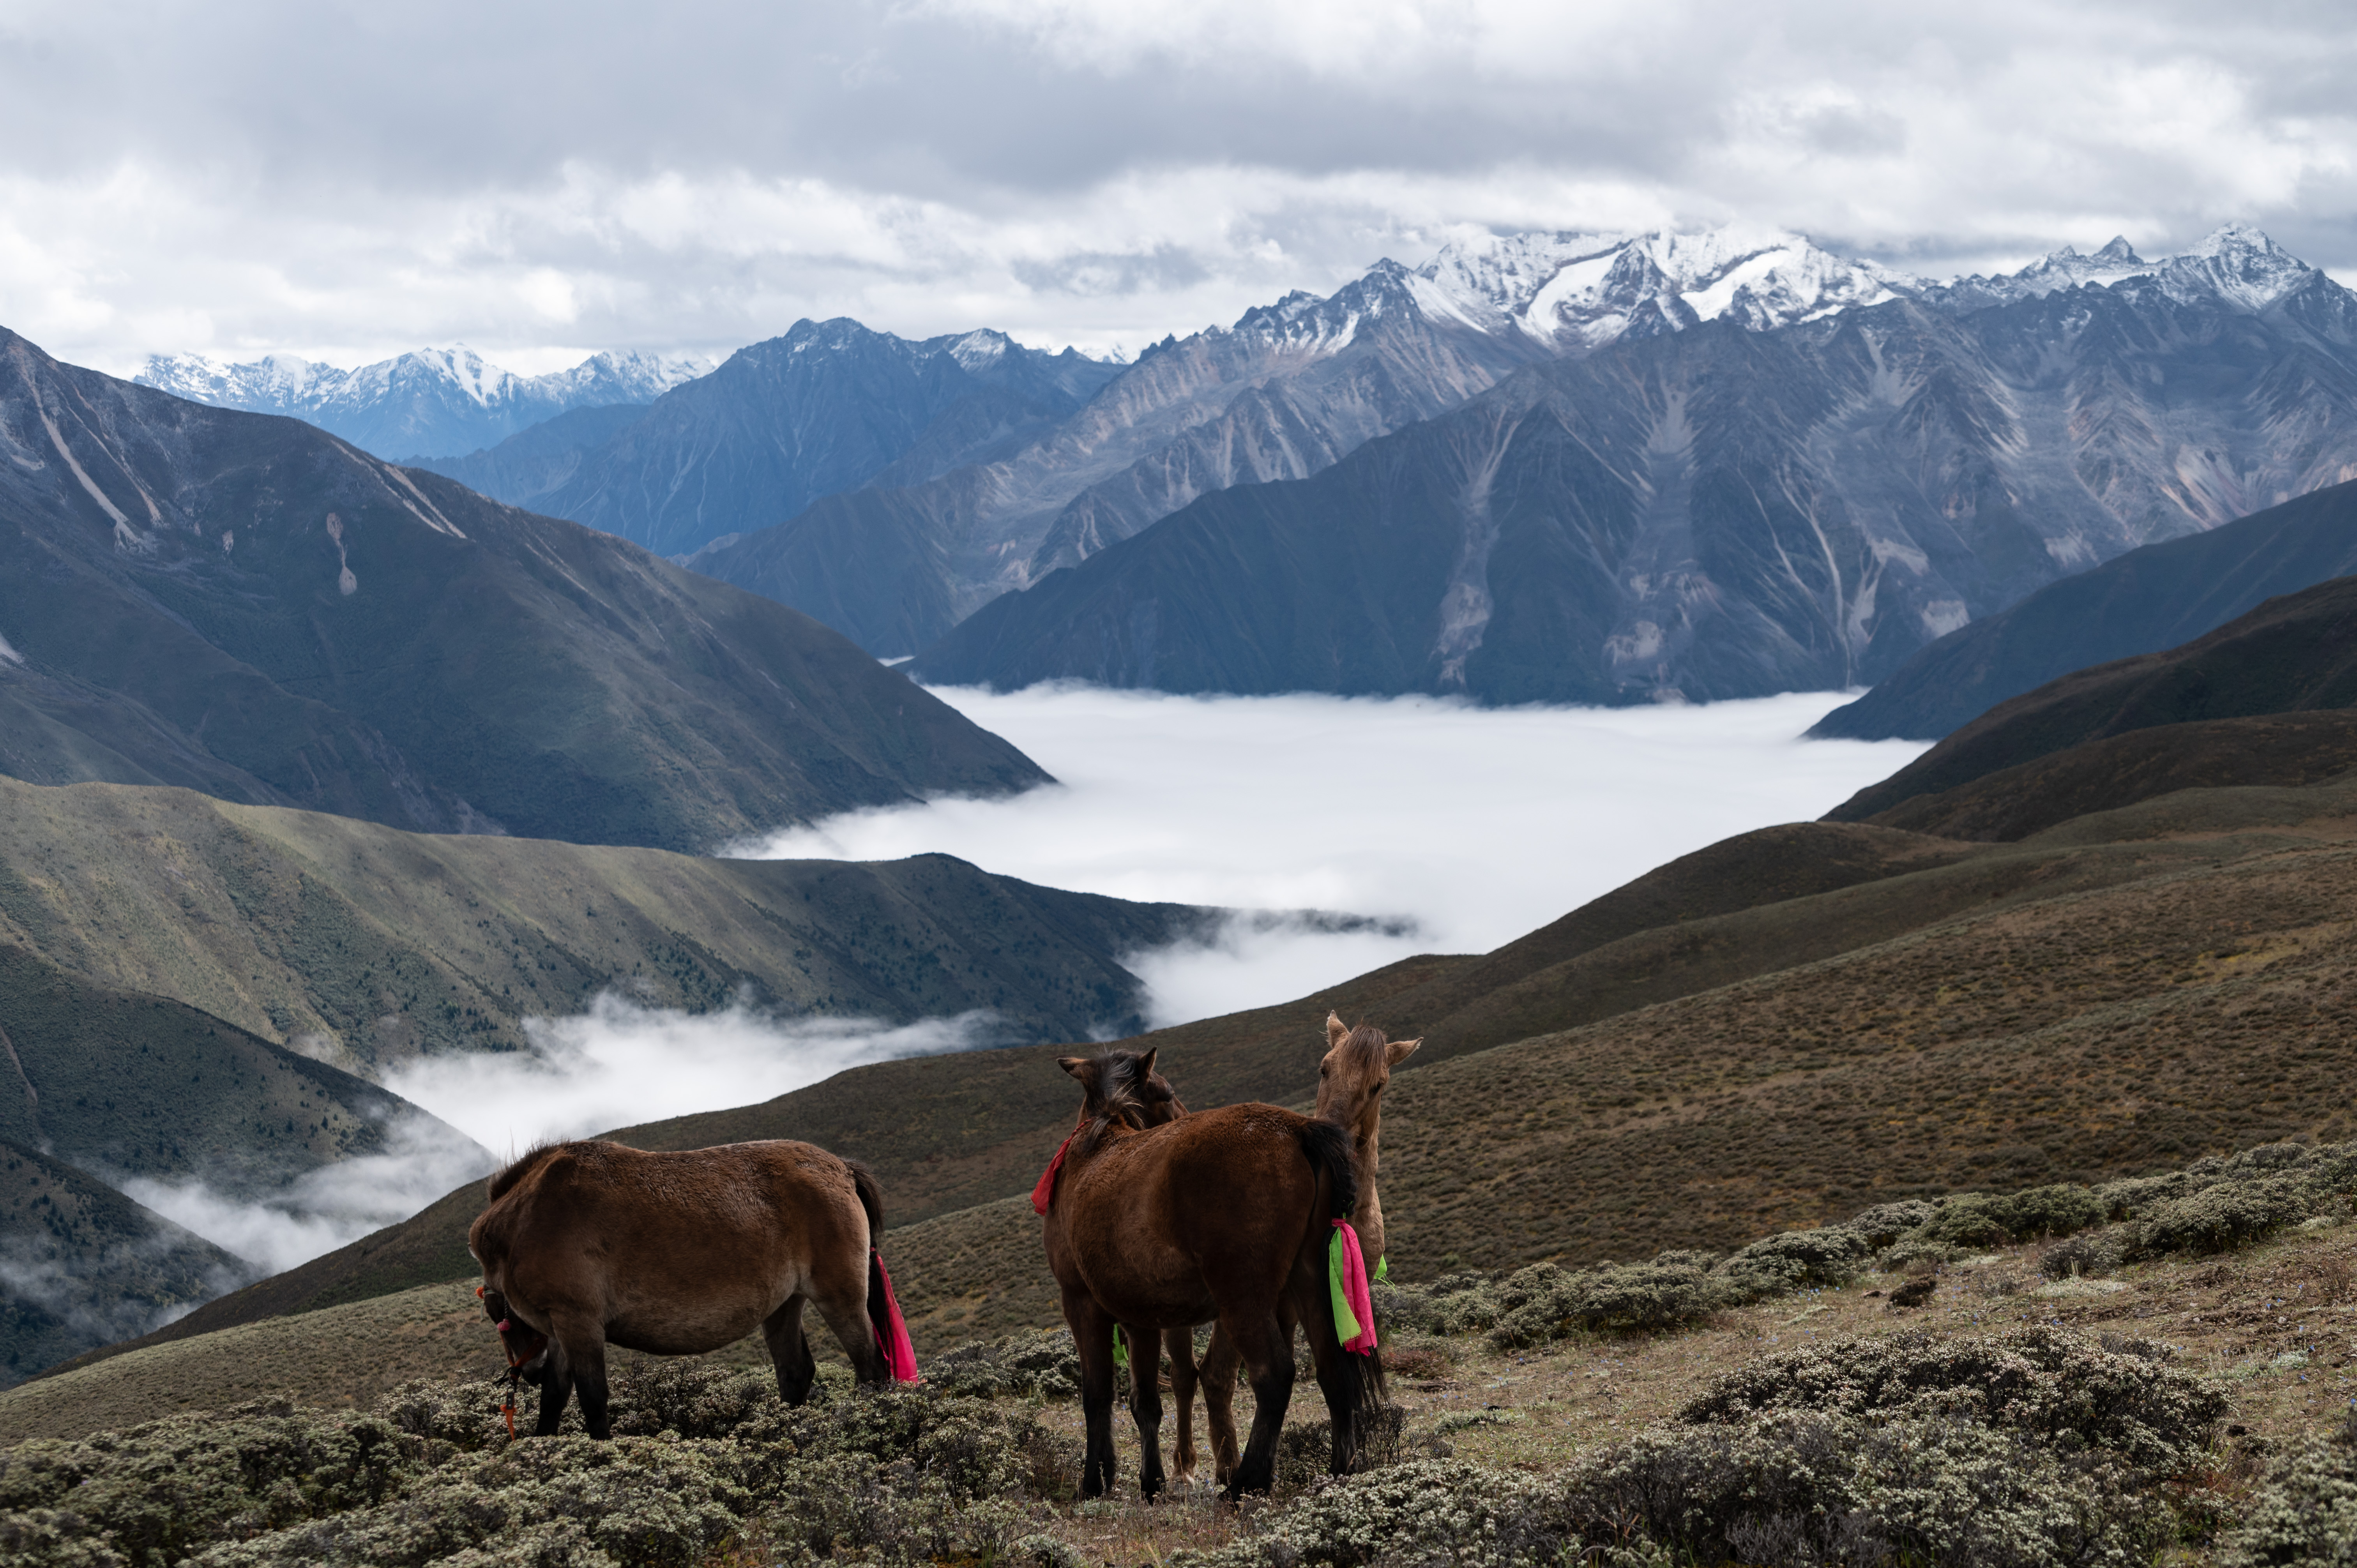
top-left (1031, 1116), bottom-right (1084, 1215)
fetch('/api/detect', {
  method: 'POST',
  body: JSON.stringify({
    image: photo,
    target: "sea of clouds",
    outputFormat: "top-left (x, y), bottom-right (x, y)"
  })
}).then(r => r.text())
top-left (138, 685), bottom-right (1924, 1275)
top-left (746, 685), bottom-right (1929, 1024)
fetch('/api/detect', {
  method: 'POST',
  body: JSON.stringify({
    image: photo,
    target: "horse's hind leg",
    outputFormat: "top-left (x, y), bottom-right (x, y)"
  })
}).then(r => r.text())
top-left (1198, 1326), bottom-right (1243, 1485)
top-left (763, 1295), bottom-right (819, 1407)
top-left (1124, 1325), bottom-right (1167, 1502)
top-left (1164, 1326), bottom-right (1200, 1486)
top-left (1217, 1308), bottom-right (1295, 1500)
top-left (810, 1282), bottom-right (891, 1387)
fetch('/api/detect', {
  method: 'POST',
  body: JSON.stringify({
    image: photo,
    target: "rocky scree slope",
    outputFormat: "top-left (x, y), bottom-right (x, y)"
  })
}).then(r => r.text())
top-left (0, 327), bottom-right (1048, 851)
top-left (912, 227), bottom-right (2357, 703)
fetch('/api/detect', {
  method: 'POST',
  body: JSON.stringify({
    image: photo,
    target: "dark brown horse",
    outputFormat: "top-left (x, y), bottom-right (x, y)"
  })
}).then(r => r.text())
top-left (468, 1138), bottom-right (909, 1438)
top-left (1190, 1012), bottom-right (1419, 1482)
top-left (1043, 1046), bottom-right (1385, 1500)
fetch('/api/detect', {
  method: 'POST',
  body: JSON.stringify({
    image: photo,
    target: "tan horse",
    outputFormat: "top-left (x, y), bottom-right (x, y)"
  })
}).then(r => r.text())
top-left (469, 1138), bottom-right (905, 1438)
top-left (1044, 1046), bottom-right (1385, 1500)
top-left (1186, 1012), bottom-right (1419, 1483)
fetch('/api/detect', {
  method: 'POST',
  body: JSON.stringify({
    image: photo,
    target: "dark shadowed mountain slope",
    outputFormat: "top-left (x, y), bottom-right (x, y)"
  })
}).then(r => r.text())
top-left (535, 322), bottom-right (1117, 560)
top-left (910, 249), bottom-right (2357, 703)
top-left (0, 776), bottom-right (1214, 1071)
top-left (1824, 574), bottom-right (2357, 824)
top-left (1854, 712), bottom-right (2357, 842)
top-left (0, 328), bottom-right (1047, 851)
top-left (0, 1139), bottom-right (242, 1387)
top-left (0, 941), bottom-right (477, 1382)
top-left (1809, 479), bottom-right (2357, 741)
top-left (409, 403), bottom-right (648, 512)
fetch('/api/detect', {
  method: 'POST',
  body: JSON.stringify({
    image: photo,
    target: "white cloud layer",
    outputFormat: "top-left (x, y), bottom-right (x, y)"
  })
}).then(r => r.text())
top-left (4, 2), bottom-right (2356, 371)
top-left (745, 685), bottom-right (1929, 1026)
top-left (380, 995), bottom-right (1002, 1160)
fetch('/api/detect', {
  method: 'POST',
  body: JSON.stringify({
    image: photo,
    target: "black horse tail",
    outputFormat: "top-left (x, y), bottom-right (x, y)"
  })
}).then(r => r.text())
top-left (1293, 1119), bottom-right (1387, 1471)
top-left (849, 1161), bottom-right (895, 1361)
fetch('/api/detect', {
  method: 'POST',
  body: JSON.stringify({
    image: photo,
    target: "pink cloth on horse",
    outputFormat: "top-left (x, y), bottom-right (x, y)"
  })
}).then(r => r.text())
top-left (1031, 1127), bottom-right (1080, 1214)
top-left (1331, 1219), bottom-right (1378, 1354)
top-left (871, 1249), bottom-right (921, 1383)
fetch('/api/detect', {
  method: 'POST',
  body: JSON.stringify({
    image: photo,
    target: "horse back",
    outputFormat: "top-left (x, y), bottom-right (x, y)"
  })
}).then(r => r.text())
top-left (471, 1139), bottom-right (874, 1339)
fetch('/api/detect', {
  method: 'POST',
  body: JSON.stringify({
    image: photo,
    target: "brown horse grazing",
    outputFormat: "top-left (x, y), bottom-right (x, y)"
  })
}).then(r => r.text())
top-left (1045, 1047), bottom-right (1386, 1501)
top-left (1191, 1012), bottom-right (1420, 1483)
top-left (468, 1138), bottom-right (905, 1438)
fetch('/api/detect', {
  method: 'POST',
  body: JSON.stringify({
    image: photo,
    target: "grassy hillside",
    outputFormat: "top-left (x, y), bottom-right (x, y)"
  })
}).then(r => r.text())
top-left (0, 776), bottom-right (1209, 1072)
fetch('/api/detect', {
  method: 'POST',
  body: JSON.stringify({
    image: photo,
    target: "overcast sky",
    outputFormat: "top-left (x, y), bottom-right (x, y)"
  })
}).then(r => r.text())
top-left (3, 0), bottom-right (2353, 374)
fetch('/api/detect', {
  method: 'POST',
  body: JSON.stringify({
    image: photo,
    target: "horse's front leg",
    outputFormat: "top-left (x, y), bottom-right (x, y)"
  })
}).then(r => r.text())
top-left (546, 1310), bottom-right (613, 1439)
top-left (1067, 1299), bottom-right (1121, 1498)
top-left (763, 1295), bottom-right (819, 1407)
top-left (1164, 1326), bottom-right (1201, 1486)
top-left (1124, 1325), bottom-right (1166, 1501)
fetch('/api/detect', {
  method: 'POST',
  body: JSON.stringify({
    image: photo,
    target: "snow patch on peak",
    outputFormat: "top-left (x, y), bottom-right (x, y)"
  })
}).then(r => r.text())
top-left (1406, 223), bottom-right (1921, 354)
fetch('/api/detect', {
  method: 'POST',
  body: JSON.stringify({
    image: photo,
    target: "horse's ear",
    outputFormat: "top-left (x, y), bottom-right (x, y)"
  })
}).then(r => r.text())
top-left (1059, 1056), bottom-right (1097, 1085)
top-left (1326, 1011), bottom-right (1348, 1047)
top-left (1386, 1037), bottom-right (1422, 1066)
top-left (1136, 1047), bottom-right (1158, 1079)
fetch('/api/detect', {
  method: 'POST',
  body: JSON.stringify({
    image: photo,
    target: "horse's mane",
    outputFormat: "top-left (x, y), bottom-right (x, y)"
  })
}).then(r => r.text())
top-left (1075, 1049), bottom-right (1161, 1151)
top-left (486, 1141), bottom-right (566, 1201)
top-left (1339, 1023), bottom-right (1389, 1069)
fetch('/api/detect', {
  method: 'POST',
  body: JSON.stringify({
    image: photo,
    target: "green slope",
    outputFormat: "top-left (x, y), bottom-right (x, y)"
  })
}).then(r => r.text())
top-left (0, 776), bottom-right (1211, 1072)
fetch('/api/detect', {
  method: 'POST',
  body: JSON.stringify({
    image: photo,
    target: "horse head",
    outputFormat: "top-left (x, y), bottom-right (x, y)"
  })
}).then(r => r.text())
top-left (477, 1284), bottom-right (551, 1384)
top-left (1058, 1046), bottom-right (1187, 1132)
top-left (1314, 1011), bottom-right (1419, 1146)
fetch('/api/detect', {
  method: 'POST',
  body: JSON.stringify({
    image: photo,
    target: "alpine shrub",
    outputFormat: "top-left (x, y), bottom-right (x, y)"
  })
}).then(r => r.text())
top-left (2132, 1176), bottom-right (2319, 1257)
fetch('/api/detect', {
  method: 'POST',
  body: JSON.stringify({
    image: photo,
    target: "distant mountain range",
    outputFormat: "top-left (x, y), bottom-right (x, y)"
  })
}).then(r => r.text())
top-left (683, 225), bottom-right (1931, 655)
top-left (431, 321), bottom-right (1122, 561)
top-left (135, 345), bottom-right (709, 459)
top-left (0, 327), bottom-right (1046, 852)
top-left (908, 226), bottom-right (2357, 702)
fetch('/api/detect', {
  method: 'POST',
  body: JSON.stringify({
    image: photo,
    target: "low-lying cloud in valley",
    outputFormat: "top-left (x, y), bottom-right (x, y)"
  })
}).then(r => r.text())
top-left (747, 685), bottom-right (1930, 1026)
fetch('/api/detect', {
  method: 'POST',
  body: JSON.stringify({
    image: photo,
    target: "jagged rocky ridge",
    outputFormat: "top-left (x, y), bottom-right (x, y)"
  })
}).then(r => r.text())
top-left (686, 225), bottom-right (1933, 655)
top-left (136, 346), bottom-right (707, 461)
top-left (910, 226), bottom-right (2357, 703)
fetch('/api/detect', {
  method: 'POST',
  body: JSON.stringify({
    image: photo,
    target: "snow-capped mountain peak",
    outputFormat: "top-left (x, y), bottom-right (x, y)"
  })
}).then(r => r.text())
top-left (1405, 224), bottom-right (1923, 353)
top-left (134, 344), bottom-right (714, 458)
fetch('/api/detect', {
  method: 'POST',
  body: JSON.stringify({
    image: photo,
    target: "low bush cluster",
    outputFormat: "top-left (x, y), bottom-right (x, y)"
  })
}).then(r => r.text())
top-left (1180, 1326), bottom-right (2207, 1568)
top-left (0, 1362), bottom-right (1058, 1568)
top-left (2221, 1407), bottom-right (2357, 1567)
top-left (1379, 1139), bottom-right (2357, 1355)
